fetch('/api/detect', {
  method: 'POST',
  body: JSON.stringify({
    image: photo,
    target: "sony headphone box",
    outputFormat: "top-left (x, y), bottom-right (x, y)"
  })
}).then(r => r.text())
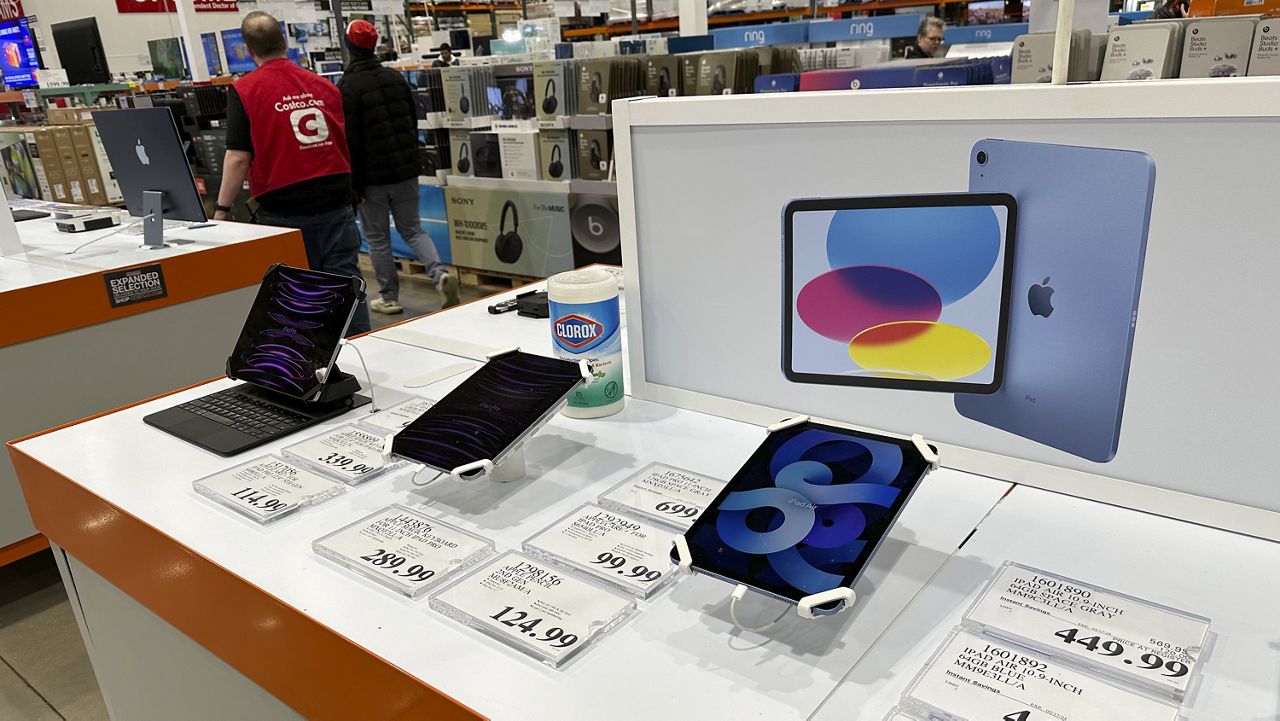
top-left (1180, 17), bottom-right (1257, 77)
top-left (1250, 20), bottom-right (1280, 75)
top-left (450, 129), bottom-right (472, 177)
top-left (442, 66), bottom-right (471, 123)
top-left (498, 130), bottom-right (541, 180)
top-left (493, 63), bottom-right (536, 121)
top-left (443, 186), bottom-right (575, 277)
top-left (470, 131), bottom-right (503, 178)
top-left (576, 129), bottom-right (610, 181)
top-left (534, 61), bottom-right (571, 121)
top-left (539, 129), bottom-right (572, 181)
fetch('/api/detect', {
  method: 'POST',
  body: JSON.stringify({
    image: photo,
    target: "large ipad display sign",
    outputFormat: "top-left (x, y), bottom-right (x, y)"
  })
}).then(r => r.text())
top-left (784, 194), bottom-right (1015, 394)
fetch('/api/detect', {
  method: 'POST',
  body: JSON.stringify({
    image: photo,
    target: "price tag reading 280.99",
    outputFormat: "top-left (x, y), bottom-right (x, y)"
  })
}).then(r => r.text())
top-left (283, 425), bottom-right (401, 485)
top-left (430, 551), bottom-right (635, 667)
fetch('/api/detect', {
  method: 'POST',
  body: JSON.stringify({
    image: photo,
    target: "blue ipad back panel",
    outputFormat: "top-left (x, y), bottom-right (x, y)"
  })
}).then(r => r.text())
top-left (956, 139), bottom-right (1155, 463)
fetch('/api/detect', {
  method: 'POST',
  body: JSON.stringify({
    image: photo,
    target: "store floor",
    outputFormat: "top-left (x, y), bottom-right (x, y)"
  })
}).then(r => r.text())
top-left (0, 550), bottom-right (108, 720)
top-left (0, 260), bottom-right (498, 720)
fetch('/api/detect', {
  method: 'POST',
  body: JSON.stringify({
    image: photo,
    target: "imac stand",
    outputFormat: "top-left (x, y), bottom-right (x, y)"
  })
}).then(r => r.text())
top-left (141, 190), bottom-right (198, 249)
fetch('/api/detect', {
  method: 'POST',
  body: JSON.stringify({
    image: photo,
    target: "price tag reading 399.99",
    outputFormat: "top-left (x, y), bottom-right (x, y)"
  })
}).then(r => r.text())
top-left (283, 425), bottom-right (402, 485)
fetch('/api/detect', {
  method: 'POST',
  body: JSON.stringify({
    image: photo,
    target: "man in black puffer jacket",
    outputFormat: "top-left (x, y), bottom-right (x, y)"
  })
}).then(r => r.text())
top-left (339, 19), bottom-right (459, 313)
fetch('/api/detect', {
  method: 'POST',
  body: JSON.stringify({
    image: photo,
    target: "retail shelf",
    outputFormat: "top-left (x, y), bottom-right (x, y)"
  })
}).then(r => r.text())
top-left (569, 178), bottom-right (617, 195)
top-left (38, 84), bottom-right (132, 106)
top-left (562, 8), bottom-right (809, 38)
top-left (447, 175), bottom-right (571, 193)
top-left (0, 91), bottom-right (25, 104)
top-left (568, 114), bottom-right (612, 130)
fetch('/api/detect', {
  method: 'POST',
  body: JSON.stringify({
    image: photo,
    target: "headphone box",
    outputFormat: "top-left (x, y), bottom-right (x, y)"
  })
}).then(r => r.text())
top-left (1011, 32), bottom-right (1057, 83)
top-left (576, 129), bottom-right (610, 181)
top-left (441, 66), bottom-right (471, 122)
top-left (645, 56), bottom-right (680, 97)
top-left (493, 63), bottom-right (536, 121)
top-left (578, 59), bottom-right (613, 115)
top-left (1180, 17), bottom-right (1256, 77)
top-left (498, 130), bottom-right (541, 180)
top-left (470, 131), bottom-right (503, 178)
top-left (1102, 24), bottom-right (1180, 81)
top-left (1250, 20), bottom-right (1280, 75)
top-left (539, 128), bottom-right (572, 181)
top-left (696, 52), bottom-right (737, 95)
top-left (679, 53), bottom-right (703, 96)
top-left (449, 129), bottom-right (472, 177)
top-left (534, 61), bottom-right (570, 120)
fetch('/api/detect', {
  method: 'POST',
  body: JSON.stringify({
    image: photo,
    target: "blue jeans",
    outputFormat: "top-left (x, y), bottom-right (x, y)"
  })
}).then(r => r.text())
top-left (358, 178), bottom-right (446, 301)
top-left (257, 205), bottom-right (372, 336)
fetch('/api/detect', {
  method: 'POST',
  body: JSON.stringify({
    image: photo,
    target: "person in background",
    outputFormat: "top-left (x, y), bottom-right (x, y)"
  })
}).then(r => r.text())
top-left (432, 43), bottom-right (456, 68)
top-left (1152, 0), bottom-right (1189, 18)
top-left (905, 17), bottom-right (946, 58)
top-left (340, 19), bottom-right (460, 313)
top-left (214, 10), bottom-right (371, 334)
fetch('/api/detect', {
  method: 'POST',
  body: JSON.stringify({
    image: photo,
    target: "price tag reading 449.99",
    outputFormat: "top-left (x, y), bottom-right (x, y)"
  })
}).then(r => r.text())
top-left (430, 551), bottom-right (635, 668)
top-left (313, 505), bottom-right (493, 598)
top-left (283, 425), bottom-right (402, 485)
top-left (964, 563), bottom-right (1210, 700)
top-left (193, 455), bottom-right (345, 524)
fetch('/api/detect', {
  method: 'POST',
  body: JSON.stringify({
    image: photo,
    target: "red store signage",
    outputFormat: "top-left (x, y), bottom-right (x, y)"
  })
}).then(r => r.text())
top-left (0, 1), bottom-right (25, 22)
top-left (115, 0), bottom-right (238, 12)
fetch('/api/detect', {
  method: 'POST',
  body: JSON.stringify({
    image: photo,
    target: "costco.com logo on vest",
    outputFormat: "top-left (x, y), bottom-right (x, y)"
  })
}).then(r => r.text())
top-left (554, 314), bottom-right (604, 349)
top-left (290, 108), bottom-right (329, 145)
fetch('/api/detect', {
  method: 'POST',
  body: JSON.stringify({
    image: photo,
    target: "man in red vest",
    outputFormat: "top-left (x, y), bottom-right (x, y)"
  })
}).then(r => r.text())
top-left (213, 11), bottom-right (370, 334)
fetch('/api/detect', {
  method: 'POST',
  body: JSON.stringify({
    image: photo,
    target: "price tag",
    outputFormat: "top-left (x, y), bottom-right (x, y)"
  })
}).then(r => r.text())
top-left (430, 551), bottom-right (635, 668)
top-left (193, 455), bottom-right (344, 524)
top-left (964, 563), bottom-right (1209, 699)
top-left (359, 397), bottom-right (435, 433)
top-left (313, 505), bottom-right (493, 598)
top-left (598, 462), bottom-right (726, 529)
top-left (283, 425), bottom-right (402, 485)
top-left (523, 504), bottom-right (677, 598)
top-left (906, 629), bottom-right (1179, 721)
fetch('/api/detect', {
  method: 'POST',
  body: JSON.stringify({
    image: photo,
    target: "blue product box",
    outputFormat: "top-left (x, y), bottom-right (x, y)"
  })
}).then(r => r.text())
top-left (755, 73), bottom-right (800, 93)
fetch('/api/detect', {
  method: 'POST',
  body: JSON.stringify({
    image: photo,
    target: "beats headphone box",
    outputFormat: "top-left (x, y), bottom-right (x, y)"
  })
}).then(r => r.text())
top-left (576, 129), bottom-right (610, 181)
top-left (646, 56), bottom-right (680, 97)
top-left (1180, 17), bottom-right (1256, 77)
top-left (1250, 20), bottom-right (1280, 75)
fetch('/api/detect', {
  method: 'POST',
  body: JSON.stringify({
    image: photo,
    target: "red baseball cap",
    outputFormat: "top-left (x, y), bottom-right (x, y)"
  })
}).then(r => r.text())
top-left (346, 20), bottom-right (378, 50)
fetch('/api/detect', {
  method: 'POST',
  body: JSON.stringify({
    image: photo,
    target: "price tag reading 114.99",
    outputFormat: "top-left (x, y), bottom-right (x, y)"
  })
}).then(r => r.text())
top-left (430, 551), bottom-right (635, 668)
top-left (193, 455), bottom-right (345, 524)
top-left (283, 425), bottom-right (402, 485)
top-left (964, 563), bottom-right (1211, 700)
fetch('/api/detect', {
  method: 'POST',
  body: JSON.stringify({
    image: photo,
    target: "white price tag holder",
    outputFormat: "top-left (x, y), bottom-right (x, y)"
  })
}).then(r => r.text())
top-left (523, 504), bottom-right (678, 599)
top-left (193, 455), bottom-right (345, 524)
top-left (598, 462), bottom-right (726, 530)
top-left (902, 628), bottom-right (1181, 721)
top-left (430, 551), bottom-right (636, 669)
top-left (283, 425), bottom-right (404, 485)
top-left (313, 504), bottom-right (494, 599)
top-left (963, 562), bottom-right (1210, 701)
top-left (357, 397), bottom-right (435, 434)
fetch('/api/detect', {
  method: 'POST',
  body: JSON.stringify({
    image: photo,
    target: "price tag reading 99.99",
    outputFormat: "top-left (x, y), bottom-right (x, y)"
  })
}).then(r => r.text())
top-left (523, 504), bottom-right (677, 598)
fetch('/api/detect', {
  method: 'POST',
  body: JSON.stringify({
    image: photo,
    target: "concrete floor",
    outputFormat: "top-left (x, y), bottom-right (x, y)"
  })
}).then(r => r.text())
top-left (0, 258), bottom-right (504, 720)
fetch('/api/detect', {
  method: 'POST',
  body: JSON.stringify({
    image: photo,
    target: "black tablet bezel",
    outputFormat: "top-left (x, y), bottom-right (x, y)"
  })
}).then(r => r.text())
top-left (782, 192), bottom-right (1017, 394)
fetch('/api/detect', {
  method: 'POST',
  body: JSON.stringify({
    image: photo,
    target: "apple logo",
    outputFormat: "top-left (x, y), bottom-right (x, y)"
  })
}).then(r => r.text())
top-left (135, 139), bottom-right (150, 166)
top-left (1028, 276), bottom-right (1055, 317)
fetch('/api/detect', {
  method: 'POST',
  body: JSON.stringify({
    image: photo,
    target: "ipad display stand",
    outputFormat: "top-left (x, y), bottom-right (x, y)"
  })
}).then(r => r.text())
top-left (225, 359), bottom-right (371, 414)
top-left (672, 416), bottom-right (941, 632)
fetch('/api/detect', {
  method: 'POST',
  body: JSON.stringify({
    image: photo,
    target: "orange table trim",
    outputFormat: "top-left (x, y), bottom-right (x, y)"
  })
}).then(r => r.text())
top-left (1, 227), bottom-right (307, 348)
top-left (8, 442), bottom-right (484, 720)
top-left (0, 533), bottom-right (49, 567)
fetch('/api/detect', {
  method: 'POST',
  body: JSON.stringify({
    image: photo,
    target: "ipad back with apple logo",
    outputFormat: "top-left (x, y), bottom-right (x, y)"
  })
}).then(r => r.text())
top-left (955, 139), bottom-right (1155, 463)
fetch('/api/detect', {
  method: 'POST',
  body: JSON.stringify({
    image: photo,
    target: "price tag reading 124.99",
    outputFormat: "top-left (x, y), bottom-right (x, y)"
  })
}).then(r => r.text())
top-left (598, 462), bottom-right (726, 530)
top-left (964, 563), bottom-right (1211, 699)
top-left (430, 551), bottom-right (635, 668)
top-left (193, 455), bottom-right (345, 524)
top-left (523, 504), bottom-right (676, 598)
top-left (313, 505), bottom-right (493, 598)
top-left (283, 425), bottom-right (402, 485)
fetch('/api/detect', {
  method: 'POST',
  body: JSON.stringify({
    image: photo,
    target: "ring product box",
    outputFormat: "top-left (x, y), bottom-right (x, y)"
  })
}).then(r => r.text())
top-left (1102, 24), bottom-right (1181, 81)
top-left (450, 130), bottom-right (472, 176)
top-left (358, 396), bottom-right (436, 434)
top-left (430, 551), bottom-right (636, 668)
top-left (498, 130), bottom-right (541, 180)
top-left (963, 562), bottom-right (1210, 702)
top-left (598, 462), bottom-right (726, 530)
top-left (282, 424), bottom-right (405, 485)
top-left (539, 128), bottom-right (572, 180)
top-left (576, 129), bottom-right (610, 181)
top-left (193, 455), bottom-right (345, 525)
top-left (313, 504), bottom-right (493, 598)
top-left (469, 131), bottom-right (503, 178)
top-left (1248, 20), bottom-right (1280, 74)
top-left (522, 504), bottom-right (678, 599)
top-left (902, 628), bottom-right (1181, 721)
top-left (1180, 18), bottom-right (1256, 76)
